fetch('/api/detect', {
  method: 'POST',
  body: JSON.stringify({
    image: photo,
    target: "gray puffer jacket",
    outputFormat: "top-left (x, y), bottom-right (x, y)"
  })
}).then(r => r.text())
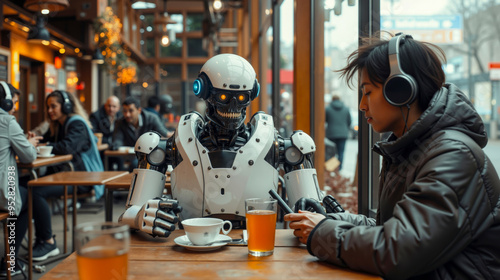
top-left (307, 84), bottom-right (500, 279)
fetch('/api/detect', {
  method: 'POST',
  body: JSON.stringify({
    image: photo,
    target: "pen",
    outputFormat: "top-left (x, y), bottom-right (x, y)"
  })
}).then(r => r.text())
top-left (269, 189), bottom-right (294, 214)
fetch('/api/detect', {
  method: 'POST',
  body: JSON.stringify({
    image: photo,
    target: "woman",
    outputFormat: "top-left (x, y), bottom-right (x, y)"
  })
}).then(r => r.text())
top-left (34, 90), bottom-right (103, 262)
top-left (0, 82), bottom-right (42, 276)
top-left (285, 33), bottom-right (500, 279)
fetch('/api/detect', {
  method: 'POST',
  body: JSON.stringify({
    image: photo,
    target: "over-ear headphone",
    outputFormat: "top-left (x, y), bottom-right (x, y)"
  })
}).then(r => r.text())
top-left (56, 90), bottom-right (74, 114)
top-left (193, 72), bottom-right (261, 101)
top-left (383, 33), bottom-right (418, 107)
top-left (0, 81), bottom-right (13, 112)
top-left (193, 72), bottom-right (211, 100)
top-left (251, 80), bottom-right (260, 101)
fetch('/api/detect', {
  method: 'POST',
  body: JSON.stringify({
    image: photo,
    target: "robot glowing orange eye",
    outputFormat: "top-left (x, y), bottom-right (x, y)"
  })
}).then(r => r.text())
top-left (238, 95), bottom-right (245, 101)
top-left (220, 94), bottom-right (227, 101)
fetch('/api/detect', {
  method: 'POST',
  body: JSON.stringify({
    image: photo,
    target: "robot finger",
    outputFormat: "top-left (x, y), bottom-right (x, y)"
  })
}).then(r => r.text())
top-left (173, 205), bottom-right (183, 214)
top-left (154, 218), bottom-right (176, 232)
top-left (158, 199), bottom-right (178, 210)
top-left (294, 198), bottom-right (327, 215)
top-left (157, 209), bottom-right (178, 224)
top-left (152, 227), bottom-right (171, 238)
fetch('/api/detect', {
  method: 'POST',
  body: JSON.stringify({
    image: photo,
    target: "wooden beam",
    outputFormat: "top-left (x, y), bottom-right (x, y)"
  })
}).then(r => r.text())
top-left (294, 0), bottom-right (325, 186)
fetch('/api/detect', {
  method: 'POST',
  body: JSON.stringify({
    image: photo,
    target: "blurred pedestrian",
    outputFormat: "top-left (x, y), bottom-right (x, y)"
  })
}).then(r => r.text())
top-left (325, 95), bottom-right (351, 170)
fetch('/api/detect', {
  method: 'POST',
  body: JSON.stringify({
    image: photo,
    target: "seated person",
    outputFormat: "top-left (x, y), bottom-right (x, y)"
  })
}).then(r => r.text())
top-left (90, 95), bottom-right (122, 147)
top-left (143, 95), bottom-right (161, 118)
top-left (0, 82), bottom-right (54, 274)
top-left (36, 90), bottom-right (104, 259)
top-left (90, 95), bottom-right (123, 170)
top-left (113, 96), bottom-right (168, 149)
top-left (145, 94), bottom-right (175, 136)
top-left (285, 33), bottom-right (500, 279)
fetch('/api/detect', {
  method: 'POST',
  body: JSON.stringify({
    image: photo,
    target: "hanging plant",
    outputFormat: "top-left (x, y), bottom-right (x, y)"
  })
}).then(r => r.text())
top-left (94, 7), bottom-right (138, 85)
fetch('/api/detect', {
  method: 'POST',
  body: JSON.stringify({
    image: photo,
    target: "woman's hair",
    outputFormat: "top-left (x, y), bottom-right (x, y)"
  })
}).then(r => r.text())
top-left (337, 31), bottom-right (447, 111)
top-left (46, 90), bottom-right (92, 136)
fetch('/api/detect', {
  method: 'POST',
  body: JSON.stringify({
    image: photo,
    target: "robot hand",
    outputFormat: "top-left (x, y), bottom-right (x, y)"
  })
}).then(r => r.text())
top-left (293, 195), bottom-right (345, 215)
top-left (119, 197), bottom-right (182, 238)
top-left (294, 198), bottom-right (327, 215)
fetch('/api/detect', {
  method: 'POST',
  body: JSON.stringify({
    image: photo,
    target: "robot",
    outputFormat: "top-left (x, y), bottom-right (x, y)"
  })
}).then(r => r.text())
top-left (119, 54), bottom-right (325, 237)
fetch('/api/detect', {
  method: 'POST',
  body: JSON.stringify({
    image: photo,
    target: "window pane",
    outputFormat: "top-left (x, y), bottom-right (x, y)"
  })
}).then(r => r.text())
top-left (279, 0), bottom-right (294, 138)
top-left (144, 38), bottom-right (155, 58)
top-left (160, 40), bottom-right (182, 57)
top-left (187, 38), bottom-right (207, 57)
top-left (186, 13), bottom-right (203, 31)
top-left (323, 0), bottom-right (359, 213)
top-left (160, 64), bottom-right (182, 116)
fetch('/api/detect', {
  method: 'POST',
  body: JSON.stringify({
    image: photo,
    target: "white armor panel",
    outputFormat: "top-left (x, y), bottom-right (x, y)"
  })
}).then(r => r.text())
top-left (126, 168), bottom-right (167, 208)
top-left (171, 113), bottom-right (278, 221)
top-left (284, 169), bottom-right (324, 210)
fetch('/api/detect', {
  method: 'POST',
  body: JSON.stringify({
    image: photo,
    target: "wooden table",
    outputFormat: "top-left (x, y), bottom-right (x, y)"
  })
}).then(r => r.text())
top-left (104, 172), bottom-right (171, 222)
top-left (40, 229), bottom-right (381, 279)
top-left (103, 149), bottom-right (135, 171)
top-left (27, 171), bottom-right (128, 280)
top-left (17, 154), bottom-right (74, 179)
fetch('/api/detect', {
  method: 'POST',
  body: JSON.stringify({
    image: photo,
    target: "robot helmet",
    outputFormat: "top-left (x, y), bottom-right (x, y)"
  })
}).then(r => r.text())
top-left (194, 54), bottom-right (260, 130)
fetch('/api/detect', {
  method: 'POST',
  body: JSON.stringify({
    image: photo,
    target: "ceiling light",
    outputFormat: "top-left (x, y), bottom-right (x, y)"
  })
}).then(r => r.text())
top-left (28, 16), bottom-right (51, 45)
top-left (24, 0), bottom-right (70, 13)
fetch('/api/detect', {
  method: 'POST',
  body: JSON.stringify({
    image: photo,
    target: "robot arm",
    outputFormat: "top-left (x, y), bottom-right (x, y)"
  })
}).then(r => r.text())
top-left (281, 130), bottom-right (345, 214)
top-left (281, 130), bottom-right (324, 210)
top-left (118, 131), bottom-right (182, 237)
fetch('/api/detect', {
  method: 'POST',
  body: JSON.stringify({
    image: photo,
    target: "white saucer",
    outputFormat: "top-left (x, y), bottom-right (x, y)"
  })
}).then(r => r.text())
top-left (174, 234), bottom-right (232, 252)
top-left (37, 154), bottom-right (55, 158)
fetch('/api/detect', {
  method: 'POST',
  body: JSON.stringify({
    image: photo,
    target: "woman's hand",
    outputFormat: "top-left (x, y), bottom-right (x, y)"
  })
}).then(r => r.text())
top-left (284, 210), bottom-right (326, 244)
top-left (28, 135), bottom-right (43, 147)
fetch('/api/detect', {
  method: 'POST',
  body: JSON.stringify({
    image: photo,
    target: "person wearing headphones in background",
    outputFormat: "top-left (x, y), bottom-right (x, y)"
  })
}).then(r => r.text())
top-left (284, 33), bottom-right (500, 279)
top-left (0, 81), bottom-right (43, 276)
top-left (35, 90), bottom-right (103, 262)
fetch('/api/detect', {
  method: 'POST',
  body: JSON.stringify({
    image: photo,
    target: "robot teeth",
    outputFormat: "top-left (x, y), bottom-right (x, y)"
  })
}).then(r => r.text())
top-left (217, 109), bottom-right (241, 118)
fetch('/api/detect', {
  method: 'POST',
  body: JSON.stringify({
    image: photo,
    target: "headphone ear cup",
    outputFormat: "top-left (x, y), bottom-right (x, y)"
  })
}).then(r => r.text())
top-left (250, 80), bottom-right (260, 101)
top-left (59, 91), bottom-right (74, 114)
top-left (383, 75), bottom-right (417, 106)
top-left (0, 82), bottom-right (13, 111)
top-left (193, 74), bottom-right (210, 100)
top-left (0, 99), bottom-right (13, 111)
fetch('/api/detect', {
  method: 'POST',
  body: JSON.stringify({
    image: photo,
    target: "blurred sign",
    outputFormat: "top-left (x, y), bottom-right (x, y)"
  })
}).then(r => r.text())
top-left (381, 15), bottom-right (463, 44)
top-left (490, 62), bottom-right (500, 80)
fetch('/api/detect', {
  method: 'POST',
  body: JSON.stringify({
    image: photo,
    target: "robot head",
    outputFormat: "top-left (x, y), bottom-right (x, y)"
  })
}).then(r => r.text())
top-left (158, 94), bottom-right (173, 115)
top-left (193, 54), bottom-right (260, 130)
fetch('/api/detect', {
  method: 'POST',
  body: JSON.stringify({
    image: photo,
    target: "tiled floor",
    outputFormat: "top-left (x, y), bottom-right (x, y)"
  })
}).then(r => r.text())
top-left (1, 191), bottom-right (129, 279)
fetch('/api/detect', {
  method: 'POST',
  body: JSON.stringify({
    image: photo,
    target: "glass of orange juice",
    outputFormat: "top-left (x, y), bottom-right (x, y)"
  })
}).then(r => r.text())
top-left (245, 198), bottom-right (277, 256)
top-left (75, 222), bottom-right (130, 280)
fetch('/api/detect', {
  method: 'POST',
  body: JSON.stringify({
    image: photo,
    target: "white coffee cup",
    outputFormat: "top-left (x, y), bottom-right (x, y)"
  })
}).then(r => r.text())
top-left (38, 146), bottom-right (53, 157)
top-left (181, 217), bottom-right (232, 246)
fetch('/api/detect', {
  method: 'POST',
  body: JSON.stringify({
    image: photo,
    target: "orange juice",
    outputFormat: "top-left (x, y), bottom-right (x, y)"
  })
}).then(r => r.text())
top-left (246, 210), bottom-right (277, 255)
top-left (77, 246), bottom-right (128, 280)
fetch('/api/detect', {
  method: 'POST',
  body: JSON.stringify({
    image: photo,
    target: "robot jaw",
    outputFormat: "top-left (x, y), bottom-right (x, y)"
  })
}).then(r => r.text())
top-left (205, 91), bottom-right (249, 130)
